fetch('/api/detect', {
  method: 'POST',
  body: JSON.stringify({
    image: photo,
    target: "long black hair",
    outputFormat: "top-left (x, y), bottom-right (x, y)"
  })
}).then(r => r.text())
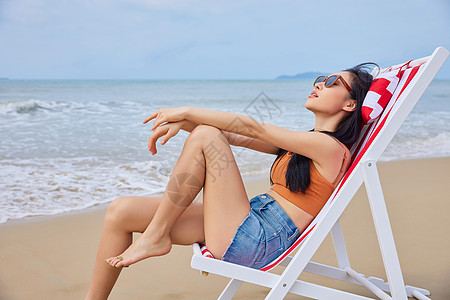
top-left (269, 63), bottom-right (377, 193)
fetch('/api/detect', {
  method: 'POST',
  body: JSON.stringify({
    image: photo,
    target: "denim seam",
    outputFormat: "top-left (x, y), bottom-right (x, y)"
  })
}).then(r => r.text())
top-left (265, 195), bottom-right (299, 239)
top-left (288, 228), bottom-right (300, 241)
top-left (221, 213), bottom-right (253, 261)
top-left (254, 236), bottom-right (283, 264)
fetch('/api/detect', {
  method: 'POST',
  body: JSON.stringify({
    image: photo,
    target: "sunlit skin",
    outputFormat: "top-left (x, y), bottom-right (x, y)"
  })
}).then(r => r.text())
top-left (85, 71), bottom-right (356, 300)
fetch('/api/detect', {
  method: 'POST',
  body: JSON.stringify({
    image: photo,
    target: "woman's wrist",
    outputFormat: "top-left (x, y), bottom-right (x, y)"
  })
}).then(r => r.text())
top-left (182, 106), bottom-right (192, 120)
top-left (180, 119), bottom-right (199, 132)
top-left (182, 106), bottom-right (261, 138)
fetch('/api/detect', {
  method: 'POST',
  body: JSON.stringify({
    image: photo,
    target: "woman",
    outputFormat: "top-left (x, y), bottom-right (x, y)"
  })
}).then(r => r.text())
top-left (86, 63), bottom-right (374, 299)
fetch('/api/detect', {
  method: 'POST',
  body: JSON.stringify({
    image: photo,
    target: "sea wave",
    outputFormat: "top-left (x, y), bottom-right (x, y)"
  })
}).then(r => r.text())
top-left (0, 99), bottom-right (137, 116)
top-left (0, 148), bottom-right (274, 224)
top-left (382, 131), bottom-right (450, 161)
top-left (0, 157), bottom-right (170, 223)
top-left (0, 99), bottom-right (71, 114)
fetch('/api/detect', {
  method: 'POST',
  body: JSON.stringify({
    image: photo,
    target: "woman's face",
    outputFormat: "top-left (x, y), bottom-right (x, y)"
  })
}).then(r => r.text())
top-left (305, 71), bottom-right (356, 116)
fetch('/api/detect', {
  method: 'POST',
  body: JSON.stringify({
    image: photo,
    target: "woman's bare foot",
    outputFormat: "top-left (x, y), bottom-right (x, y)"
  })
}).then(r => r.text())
top-left (105, 233), bottom-right (172, 268)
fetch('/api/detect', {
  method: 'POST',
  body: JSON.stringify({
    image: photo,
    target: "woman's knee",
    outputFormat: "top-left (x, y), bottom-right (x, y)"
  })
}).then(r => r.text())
top-left (187, 125), bottom-right (226, 146)
top-left (105, 196), bottom-right (156, 228)
top-left (105, 196), bottom-right (132, 225)
top-left (104, 196), bottom-right (160, 232)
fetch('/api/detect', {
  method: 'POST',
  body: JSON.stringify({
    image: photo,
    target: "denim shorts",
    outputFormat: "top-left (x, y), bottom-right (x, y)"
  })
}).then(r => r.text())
top-left (221, 193), bottom-right (301, 269)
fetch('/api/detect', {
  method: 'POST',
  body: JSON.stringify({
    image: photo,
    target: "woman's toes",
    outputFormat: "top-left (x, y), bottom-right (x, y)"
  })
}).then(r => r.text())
top-left (105, 256), bottom-right (121, 267)
top-left (116, 261), bottom-right (124, 268)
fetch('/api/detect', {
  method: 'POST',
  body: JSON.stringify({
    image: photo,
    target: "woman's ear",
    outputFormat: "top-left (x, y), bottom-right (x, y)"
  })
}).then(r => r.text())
top-left (343, 99), bottom-right (357, 112)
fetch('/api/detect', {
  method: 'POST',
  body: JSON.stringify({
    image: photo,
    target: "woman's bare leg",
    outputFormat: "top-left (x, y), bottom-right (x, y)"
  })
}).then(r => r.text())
top-left (85, 196), bottom-right (204, 300)
top-left (107, 125), bottom-right (251, 267)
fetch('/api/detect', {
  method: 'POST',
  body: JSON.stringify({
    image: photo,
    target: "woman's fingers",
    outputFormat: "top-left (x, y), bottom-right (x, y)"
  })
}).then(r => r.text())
top-left (160, 127), bottom-right (179, 145)
top-left (145, 107), bottom-right (186, 129)
top-left (151, 117), bottom-right (165, 131)
top-left (146, 122), bottom-right (182, 155)
top-left (148, 135), bottom-right (157, 155)
top-left (148, 127), bottom-right (166, 155)
top-left (148, 134), bottom-right (160, 155)
top-left (143, 109), bottom-right (167, 130)
top-left (143, 111), bottom-right (158, 124)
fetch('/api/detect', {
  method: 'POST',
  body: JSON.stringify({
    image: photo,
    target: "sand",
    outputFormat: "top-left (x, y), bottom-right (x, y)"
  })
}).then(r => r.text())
top-left (0, 158), bottom-right (449, 300)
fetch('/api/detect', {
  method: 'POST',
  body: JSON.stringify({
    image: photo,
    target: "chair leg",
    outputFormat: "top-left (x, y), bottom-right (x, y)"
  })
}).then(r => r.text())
top-left (412, 290), bottom-right (432, 300)
top-left (362, 160), bottom-right (408, 300)
top-left (218, 279), bottom-right (243, 300)
top-left (331, 219), bottom-right (351, 269)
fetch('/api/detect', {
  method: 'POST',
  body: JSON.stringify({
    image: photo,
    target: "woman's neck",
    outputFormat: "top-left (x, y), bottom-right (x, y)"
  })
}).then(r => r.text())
top-left (314, 117), bottom-right (340, 132)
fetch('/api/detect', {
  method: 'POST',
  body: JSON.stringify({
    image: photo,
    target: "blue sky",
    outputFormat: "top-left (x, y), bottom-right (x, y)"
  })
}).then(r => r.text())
top-left (1, 0), bottom-right (449, 79)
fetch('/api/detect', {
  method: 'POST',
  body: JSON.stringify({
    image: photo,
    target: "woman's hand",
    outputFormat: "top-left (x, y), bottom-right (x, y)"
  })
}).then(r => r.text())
top-left (147, 121), bottom-right (183, 155)
top-left (143, 107), bottom-right (189, 131)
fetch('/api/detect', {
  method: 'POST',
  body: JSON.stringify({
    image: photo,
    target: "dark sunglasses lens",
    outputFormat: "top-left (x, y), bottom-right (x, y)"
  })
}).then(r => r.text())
top-left (325, 75), bottom-right (338, 87)
top-left (314, 76), bottom-right (326, 86)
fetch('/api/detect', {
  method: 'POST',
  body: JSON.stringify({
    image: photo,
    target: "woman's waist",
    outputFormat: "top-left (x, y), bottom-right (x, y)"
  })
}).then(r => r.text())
top-left (265, 189), bottom-right (314, 233)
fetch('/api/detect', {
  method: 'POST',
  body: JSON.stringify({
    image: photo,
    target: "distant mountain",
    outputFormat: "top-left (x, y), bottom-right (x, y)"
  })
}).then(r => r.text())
top-left (276, 72), bottom-right (322, 80)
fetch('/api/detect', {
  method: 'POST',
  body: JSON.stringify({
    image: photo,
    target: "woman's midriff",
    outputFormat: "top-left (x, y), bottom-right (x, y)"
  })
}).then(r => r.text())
top-left (266, 190), bottom-right (314, 234)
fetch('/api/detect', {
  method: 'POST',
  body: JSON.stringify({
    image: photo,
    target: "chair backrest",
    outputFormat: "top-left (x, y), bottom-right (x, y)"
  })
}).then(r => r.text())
top-left (350, 61), bottom-right (426, 163)
top-left (259, 47), bottom-right (448, 271)
top-left (301, 54), bottom-right (432, 230)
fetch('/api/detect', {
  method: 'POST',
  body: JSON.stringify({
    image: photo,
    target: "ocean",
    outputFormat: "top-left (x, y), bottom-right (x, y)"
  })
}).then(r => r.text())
top-left (1, 79), bottom-right (449, 223)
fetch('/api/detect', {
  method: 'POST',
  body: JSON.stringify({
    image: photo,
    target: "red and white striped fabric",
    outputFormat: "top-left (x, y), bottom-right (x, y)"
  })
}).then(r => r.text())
top-left (199, 61), bottom-right (427, 272)
top-left (351, 61), bottom-right (425, 162)
top-left (200, 244), bottom-right (214, 259)
top-left (361, 66), bottom-right (402, 125)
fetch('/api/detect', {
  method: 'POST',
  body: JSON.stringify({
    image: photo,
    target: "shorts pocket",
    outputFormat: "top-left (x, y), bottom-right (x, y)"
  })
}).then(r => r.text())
top-left (287, 228), bottom-right (300, 241)
top-left (257, 203), bottom-right (280, 235)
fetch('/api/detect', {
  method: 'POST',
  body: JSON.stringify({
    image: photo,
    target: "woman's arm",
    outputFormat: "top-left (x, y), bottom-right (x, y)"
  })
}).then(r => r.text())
top-left (180, 120), bottom-right (279, 155)
top-left (181, 107), bottom-right (344, 168)
top-left (146, 106), bottom-right (258, 138)
top-left (145, 106), bottom-right (342, 166)
top-left (220, 131), bottom-right (279, 155)
top-left (180, 114), bottom-right (278, 154)
top-left (148, 118), bottom-right (278, 155)
top-left (179, 119), bottom-right (199, 133)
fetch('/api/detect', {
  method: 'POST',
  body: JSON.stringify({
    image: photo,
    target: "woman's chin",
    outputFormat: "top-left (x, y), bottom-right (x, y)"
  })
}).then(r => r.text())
top-left (304, 101), bottom-right (315, 112)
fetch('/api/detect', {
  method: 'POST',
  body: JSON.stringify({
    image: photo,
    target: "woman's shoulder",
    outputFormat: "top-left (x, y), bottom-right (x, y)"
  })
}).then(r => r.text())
top-left (308, 132), bottom-right (349, 163)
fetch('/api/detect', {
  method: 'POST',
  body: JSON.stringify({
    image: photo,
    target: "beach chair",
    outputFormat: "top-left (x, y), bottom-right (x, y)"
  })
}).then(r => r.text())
top-left (191, 46), bottom-right (449, 300)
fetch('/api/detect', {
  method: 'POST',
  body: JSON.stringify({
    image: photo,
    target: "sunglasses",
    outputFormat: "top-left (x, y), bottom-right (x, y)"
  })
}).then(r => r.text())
top-left (313, 75), bottom-right (352, 93)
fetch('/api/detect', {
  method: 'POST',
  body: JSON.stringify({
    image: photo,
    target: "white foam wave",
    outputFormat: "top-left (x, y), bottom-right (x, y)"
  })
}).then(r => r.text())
top-left (0, 157), bottom-right (171, 223)
top-left (0, 148), bottom-right (276, 224)
top-left (0, 99), bottom-right (70, 114)
top-left (382, 132), bottom-right (450, 161)
top-left (0, 99), bottom-right (139, 116)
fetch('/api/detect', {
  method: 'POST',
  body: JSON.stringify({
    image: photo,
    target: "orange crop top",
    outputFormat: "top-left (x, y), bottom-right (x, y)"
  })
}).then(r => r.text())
top-left (270, 142), bottom-right (350, 217)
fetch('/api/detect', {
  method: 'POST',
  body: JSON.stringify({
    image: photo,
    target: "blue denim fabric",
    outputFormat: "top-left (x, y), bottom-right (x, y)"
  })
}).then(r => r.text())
top-left (221, 193), bottom-right (301, 269)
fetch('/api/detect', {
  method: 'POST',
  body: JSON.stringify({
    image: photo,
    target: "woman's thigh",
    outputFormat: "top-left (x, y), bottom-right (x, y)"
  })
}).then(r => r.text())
top-left (108, 196), bottom-right (205, 245)
top-left (190, 126), bottom-right (251, 258)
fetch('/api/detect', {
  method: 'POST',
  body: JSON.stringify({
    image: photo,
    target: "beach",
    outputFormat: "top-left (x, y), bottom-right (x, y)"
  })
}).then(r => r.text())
top-left (1, 157), bottom-right (449, 300)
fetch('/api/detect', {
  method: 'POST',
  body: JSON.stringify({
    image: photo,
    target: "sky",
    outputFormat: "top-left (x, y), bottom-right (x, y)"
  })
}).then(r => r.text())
top-left (0, 0), bottom-right (449, 80)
